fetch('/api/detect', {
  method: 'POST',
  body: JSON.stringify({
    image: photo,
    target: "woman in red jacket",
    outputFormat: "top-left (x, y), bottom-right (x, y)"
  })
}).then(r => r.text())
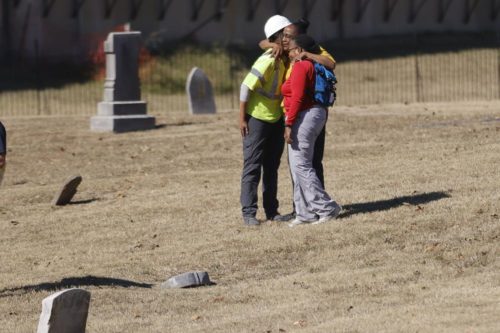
top-left (281, 35), bottom-right (342, 227)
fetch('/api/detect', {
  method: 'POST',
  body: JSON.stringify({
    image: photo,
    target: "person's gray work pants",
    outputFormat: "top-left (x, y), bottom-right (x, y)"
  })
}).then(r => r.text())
top-left (241, 115), bottom-right (285, 218)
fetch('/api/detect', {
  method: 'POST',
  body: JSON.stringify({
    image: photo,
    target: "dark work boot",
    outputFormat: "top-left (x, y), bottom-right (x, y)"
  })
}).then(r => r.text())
top-left (267, 212), bottom-right (295, 222)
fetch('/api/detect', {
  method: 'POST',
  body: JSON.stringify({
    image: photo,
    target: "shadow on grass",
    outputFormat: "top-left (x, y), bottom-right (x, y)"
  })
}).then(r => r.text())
top-left (340, 191), bottom-right (451, 219)
top-left (68, 198), bottom-right (99, 205)
top-left (0, 275), bottom-right (152, 297)
top-left (154, 124), bottom-right (167, 130)
top-left (165, 120), bottom-right (209, 127)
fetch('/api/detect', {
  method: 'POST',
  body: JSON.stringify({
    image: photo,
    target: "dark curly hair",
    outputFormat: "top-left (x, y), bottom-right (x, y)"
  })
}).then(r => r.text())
top-left (293, 34), bottom-right (321, 54)
top-left (293, 18), bottom-right (310, 34)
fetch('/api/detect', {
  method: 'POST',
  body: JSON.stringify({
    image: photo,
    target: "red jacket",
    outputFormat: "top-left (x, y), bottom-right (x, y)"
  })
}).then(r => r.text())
top-left (281, 59), bottom-right (316, 126)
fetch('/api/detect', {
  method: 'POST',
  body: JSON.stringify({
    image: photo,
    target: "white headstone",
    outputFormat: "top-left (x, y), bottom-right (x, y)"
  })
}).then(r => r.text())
top-left (37, 288), bottom-right (91, 333)
top-left (186, 67), bottom-right (216, 114)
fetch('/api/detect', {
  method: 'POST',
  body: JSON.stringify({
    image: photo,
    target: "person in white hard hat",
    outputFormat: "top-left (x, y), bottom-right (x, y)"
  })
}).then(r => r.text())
top-left (259, 18), bottom-right (336, 72)
top-left (239, 15), bottom-right (293, 226)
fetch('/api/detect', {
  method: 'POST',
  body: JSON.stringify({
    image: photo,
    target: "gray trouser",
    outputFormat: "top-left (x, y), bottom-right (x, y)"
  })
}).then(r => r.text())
top-left (241, 115), bottom-right (285, 218)
top-left (288, 107), bottom-right (337, 221)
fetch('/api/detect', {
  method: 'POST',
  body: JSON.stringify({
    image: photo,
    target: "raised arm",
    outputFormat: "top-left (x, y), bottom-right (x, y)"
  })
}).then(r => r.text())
top-left (258, 39), bottom-right (283, 58)
top-left (297, 51), bottom-right (335, 70)
top-left (299, 52), bottom-right (335, 70)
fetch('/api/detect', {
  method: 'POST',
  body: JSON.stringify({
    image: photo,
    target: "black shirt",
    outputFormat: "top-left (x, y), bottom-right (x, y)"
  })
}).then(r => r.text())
top-left (0, 121), bottom-right (6, 155)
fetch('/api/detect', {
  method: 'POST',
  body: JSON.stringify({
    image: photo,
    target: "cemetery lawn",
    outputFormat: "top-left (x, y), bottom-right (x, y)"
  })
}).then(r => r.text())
top-left (0, 100), bottom-right (499, 332)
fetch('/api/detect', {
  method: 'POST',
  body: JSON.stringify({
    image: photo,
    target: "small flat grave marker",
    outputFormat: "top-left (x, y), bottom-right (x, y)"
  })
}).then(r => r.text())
top-left (161, 271), bottom-right (212, 288)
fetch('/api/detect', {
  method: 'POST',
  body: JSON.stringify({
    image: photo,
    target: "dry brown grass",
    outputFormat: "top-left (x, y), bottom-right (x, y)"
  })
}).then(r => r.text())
top-left (0, 100), bottom-right (499, 332)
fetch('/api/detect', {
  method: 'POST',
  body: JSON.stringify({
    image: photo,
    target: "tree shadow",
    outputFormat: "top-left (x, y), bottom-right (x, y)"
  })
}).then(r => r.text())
top-left (0, 59), bottom-right (99, 92)
top-left (0, 275), bottom-right (152, 298)
top-left (229, 31), bottom-right (500, 69)
top-left (325, 31), bottom-right (499, 62)
top-left (339, 191), bottom-right (451, 219)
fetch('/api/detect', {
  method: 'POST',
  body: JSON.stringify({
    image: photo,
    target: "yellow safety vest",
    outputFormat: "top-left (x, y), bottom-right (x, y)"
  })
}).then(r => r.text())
top-left (242, 50), bottom-right (286, 123)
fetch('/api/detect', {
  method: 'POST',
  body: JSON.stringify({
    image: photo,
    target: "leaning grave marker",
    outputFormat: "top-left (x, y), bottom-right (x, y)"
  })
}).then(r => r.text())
top-left (161, 271), bottom-right (212, 288)
top-left (52, 174), bottom-right (82, 206)
top-left (91, 31), bottom-right (155, 132)
top-left (186, 67), bottom-right (217, 115)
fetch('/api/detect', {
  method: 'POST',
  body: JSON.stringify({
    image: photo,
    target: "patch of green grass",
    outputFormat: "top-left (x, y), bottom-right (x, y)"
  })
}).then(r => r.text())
top-left (141, 44), bottom-right (248, 95)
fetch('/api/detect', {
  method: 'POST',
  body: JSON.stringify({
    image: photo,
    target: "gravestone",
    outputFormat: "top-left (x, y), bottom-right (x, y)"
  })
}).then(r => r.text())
top-left (186, 67), bottom-right (216, 114)
top-left (36, 288), bottom-right (91, 333)
top-left (161, 271), bottom-right (212, 288)
top-left (52, 175), bottom-right (82, 206)
top-left (91, 32), bottom-right (155, 132)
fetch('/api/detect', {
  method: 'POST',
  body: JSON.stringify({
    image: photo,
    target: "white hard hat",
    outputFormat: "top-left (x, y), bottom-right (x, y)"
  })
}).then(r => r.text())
top-left (264, 15), bottom-right (292, 39)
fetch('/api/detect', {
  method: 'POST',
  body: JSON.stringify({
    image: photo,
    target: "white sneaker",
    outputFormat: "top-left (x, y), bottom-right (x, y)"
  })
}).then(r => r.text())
top-left (288, 218), bottom-right (316, 228)
top-left (312, 205), bottom-right (342, 225)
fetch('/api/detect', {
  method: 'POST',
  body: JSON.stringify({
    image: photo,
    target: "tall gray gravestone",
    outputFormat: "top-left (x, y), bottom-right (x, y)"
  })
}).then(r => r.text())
top-left (91, 32), bottom-right (155, 132)
top-left (186, 67), bottom-right (216, 114)
top-left (36, 288), bottom-right (91, 333)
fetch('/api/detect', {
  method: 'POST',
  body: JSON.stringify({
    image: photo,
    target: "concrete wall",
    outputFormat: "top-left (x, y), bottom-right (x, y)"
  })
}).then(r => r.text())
top-left (1, 0), bottom-right (499, 59)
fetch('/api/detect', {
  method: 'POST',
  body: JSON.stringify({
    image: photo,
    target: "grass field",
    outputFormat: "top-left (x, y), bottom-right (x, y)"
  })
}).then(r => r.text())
top-left (0, 100), bottom-right (499, 332)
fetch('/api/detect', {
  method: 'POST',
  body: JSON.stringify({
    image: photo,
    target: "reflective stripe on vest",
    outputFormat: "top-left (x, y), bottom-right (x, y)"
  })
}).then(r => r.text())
top-left (250, 60), bottom-right (282, 100)
top-left (250, 68), bottom-right (265, 86)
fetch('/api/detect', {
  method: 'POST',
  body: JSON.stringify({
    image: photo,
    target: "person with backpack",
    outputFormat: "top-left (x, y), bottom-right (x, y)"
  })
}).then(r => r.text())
top-left (239, 15), bottom-right (294, 226)
top-left (0, 121), bottom-right (6, 186)
top-left (287, 19), bottom-right (336, 190)
top-left (281, 35), bottom-right (341, 227)
top-left (259, 18), bottom-right (337, 222)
